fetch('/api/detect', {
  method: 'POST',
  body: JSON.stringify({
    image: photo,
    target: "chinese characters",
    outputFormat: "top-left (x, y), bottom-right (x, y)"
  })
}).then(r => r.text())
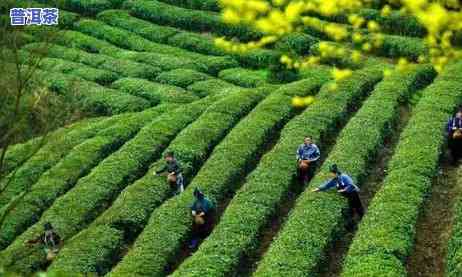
top-left (10, 8), bottom-right (59, 26)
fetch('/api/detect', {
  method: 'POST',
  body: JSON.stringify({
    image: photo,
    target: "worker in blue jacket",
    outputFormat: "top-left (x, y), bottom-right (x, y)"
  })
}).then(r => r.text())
top-left (447, 108), bottom-right (462, 163)
top-left (189, 188), bottom-right (215, 249)
top-left (296, 136), bottom-right (320, 184)
top-left (312, 164), bottom-right (364, 220)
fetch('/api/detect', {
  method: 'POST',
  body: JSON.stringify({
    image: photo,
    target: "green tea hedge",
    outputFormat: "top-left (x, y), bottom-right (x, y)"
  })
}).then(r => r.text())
top-left (304, 18), bottom-right (428, 61)
top-left (342, 61), bottom-right (462, 277)
top-left (0, 118), bottom-right (107, 178)
top-left (38, 71), bottom-right (151, 114)
top-left (0, 97), bottom-right (220, 274)
top-left (157, 0), bottom-right (220, 11)
top-left (23, 43), bottom-right (162, 81)
top-left (156, 69), bottom-right (213, 88)
top-left (96, 10), bottom-right (276, 68)
top-left (446, 170), bottom-right (462, 277)
top-left (0, 106), bottom-right (172, 250)
top-left (111, 77), bottom-right (199, 103)
top-left (310, 42), bottom-right (384, 68)
top-left (275, 33), bottom-right (319, 55)
top-left (97, 9), bottom-right (179, 44)
top-left (218, 68), bottom-right (268, 88)
top-left (0, 116), bottom-right (122, 210)
top-left (315, 8), bottom-right (426, 38)
top-left (253, 64), bottom-right (435, 277)
top-left (187, 79), bottom-right (239, 97)
top-left (29, 56), bottom-right (119, 86)
top-left (107, 70), bottom-right (331, 277)
top-left (34, 0), bottom-right (121, 16)
top-left (62, 25), bottom-right (237, 75)
top-left (130, 0), bottom-right (261, 41)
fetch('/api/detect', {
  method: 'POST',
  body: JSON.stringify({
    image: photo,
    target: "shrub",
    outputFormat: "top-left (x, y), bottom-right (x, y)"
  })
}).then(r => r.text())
top-left (187, 79), bottom-right (240, 97)
top-left (341, 61), bottom-right (462, 277)
top-left (0, 106), bottom-right (172, 250)
top-left (23, 43), bottom-right (162, 81)
top-left (107, 70), bottom-right (331, 277)
top-left (30, 56), bottom-right (119, 86)
top-left (310, 42), bottom-right (383, 69)
top-left (115, 50), bottom-right (207, 72)
top-left (1, 118), bottom-right (104, 177)
top-left (156, 69), bottom-right (213, 88)
top-left (167, 32), bottom-right (227, 56)
top-left (275, 33), bottom-right (319, 55)
top-left (96, 10), bottom-right (277, 69)
top-left (233, 48), bottom-right (282, 69)
top-left (0, 97), bottom-right (220, 275)
top-left (39, 71), bottom-right (151, 115)
top-left (268, 62), bottom-right (299, 84)
top-left (74, 19), bottom-right (217, 61)
top-left (34, 0), bottom-right (121, 16)
top-left (0, 115), bottom-right (125, 209)
top-left (218, 68), bottom-right (268, 88)
top-left (156, 0), bottom-right (220, 11)
top-left (97, 9), bottom-right (179, 44)
top-left (111, 77), bottom-right (199, 104)
top-left (47, 88), bottom-right (269, 275)
top-left (52, 30), bottom-right (122, 57)
top-left (447, 171), bottom-right (462, 277)
top-left (304, 17), bottom-right (427, 61)
top-left (314, 8), bottom-right (426, 37)
top-left (68, 22), bottom-right (238, 75)
top-left (253, 65), bottom-right (435, 277)
top-left (372, 34), bottom-right (428, 61)
top-left (130, 0), bottom-right (261, 41)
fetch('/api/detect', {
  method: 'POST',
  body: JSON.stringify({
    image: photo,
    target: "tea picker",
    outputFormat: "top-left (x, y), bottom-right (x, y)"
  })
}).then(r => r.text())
top-left (296, 136), bottom-right (320, 185)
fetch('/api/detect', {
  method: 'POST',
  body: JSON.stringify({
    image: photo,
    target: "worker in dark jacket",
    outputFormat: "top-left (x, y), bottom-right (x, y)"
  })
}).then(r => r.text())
top-left (296, 136), bottom-right (321, 184)
top-left (154, 151), bottom-right (184, 194)
top-left (189, 188), bottom-right (215, 249)
top-left (26, 222), bottom-right (62, 261)
top-left (312, 164), bottom-right (364, 221)
top-left (448, 109), bottom-right (462, 163)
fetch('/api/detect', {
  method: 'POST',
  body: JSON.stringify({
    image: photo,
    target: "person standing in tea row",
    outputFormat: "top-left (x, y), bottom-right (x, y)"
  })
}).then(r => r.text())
top-left (296, 136), bottom-right (320, 185)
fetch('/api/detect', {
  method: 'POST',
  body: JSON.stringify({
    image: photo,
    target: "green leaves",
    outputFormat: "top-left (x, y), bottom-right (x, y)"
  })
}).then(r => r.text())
top-left (156, 69), bottom-right (212, 88)
top-left (218, 68), bottom-right (269, 88)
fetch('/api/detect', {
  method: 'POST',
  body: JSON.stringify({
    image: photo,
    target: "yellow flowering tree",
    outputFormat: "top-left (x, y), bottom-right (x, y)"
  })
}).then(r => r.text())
top-left (216, 0), bottom-right (462, 106)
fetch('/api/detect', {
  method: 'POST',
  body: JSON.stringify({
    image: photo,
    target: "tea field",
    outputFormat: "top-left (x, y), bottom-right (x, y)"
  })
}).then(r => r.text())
top-left (1, 0), bottom-right (462, 276)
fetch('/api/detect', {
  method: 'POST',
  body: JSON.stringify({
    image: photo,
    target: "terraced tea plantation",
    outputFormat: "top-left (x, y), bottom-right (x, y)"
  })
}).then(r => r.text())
top-left (2, 0), bottom-right (462, 276)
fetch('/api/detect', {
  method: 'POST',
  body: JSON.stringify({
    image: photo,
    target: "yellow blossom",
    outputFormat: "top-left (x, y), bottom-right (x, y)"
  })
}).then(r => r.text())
top-left (381, 5), bottom-right (392, 17)
top-left (328, 83), bottom-right (338, 91)
top-left (292, 96), bottom-right (305, 107)
top-left (352, 32), bottom-right (363, 43)
top-left (332, 67), bottom-right (353, 81)
top-left (303, 96), bottom-right (315, 106)
top-left (362, 42), bottom-right (372, 52)
top-left (222, 9), bottom-right (241, 25)
top-left (367, 21), bottom-right (380, 32)
top-left (351, 50), bottom-right (362, 63)
top-left (383, 68), bottom-right (393, 77)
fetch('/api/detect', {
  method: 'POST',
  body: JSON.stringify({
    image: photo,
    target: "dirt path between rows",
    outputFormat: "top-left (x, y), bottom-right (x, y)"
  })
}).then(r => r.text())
top-left (406, 157), bottom-right (462, 277)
